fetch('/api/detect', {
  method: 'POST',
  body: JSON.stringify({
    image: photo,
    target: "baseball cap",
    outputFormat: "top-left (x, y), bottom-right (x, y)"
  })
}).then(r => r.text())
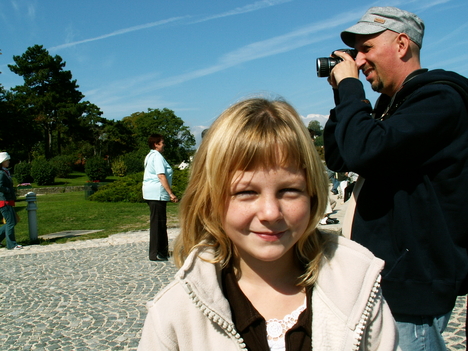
top-left (341, 7), bottom-right (425, 48)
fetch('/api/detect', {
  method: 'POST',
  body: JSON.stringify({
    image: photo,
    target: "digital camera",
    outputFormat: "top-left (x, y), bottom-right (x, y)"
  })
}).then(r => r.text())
top-left (316, 49), bottom-right (357, 77)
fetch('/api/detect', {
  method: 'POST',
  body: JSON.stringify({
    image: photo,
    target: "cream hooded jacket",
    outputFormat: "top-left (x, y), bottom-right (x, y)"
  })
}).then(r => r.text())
top-left (138, 233), bottom-right (399, 351)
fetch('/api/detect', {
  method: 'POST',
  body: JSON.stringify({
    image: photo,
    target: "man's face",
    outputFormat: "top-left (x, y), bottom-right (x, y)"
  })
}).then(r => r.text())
top-left (354, 30), bottom-right (400, 96)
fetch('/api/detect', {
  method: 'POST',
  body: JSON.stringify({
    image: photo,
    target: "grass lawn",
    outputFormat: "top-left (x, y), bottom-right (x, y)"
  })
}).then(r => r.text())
top-left (10, 191), bottom-right (180, 246)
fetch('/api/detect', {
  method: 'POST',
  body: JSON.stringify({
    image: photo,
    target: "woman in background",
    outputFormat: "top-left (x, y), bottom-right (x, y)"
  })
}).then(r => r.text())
top-left (142, 135), bottom-right (178, 261)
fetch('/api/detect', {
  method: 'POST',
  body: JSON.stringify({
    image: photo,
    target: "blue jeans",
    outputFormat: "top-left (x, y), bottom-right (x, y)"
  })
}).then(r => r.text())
top-left (394, 312), bottom-right (451, 351)
top-left (0, 205), bottom-right (18, 249)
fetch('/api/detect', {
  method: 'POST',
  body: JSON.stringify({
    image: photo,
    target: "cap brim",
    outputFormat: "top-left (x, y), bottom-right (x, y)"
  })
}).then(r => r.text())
top-left (341, 22), bottom-right (386, 47)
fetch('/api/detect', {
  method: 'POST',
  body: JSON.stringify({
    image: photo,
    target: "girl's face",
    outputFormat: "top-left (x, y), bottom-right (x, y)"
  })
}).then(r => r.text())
top-left (223, 166), bottom-right (311, 266)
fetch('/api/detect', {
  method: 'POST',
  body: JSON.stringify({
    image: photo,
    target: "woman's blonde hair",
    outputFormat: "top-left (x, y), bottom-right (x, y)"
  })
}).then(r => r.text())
top-left (173, 97), bottom-right (329, 286)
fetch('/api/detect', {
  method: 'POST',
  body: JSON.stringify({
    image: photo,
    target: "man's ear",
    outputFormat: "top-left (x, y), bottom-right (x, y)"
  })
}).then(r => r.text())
top-left (396, 33), bottom-right (411, 58)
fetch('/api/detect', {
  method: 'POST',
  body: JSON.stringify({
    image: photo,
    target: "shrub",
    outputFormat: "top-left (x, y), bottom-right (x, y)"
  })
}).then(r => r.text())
top-left (85, 157), bottom-right (111, 182)
top-left (172, 167), bottom-right (190, 198)
top-left (88, 166), bottom-right (190, 203)
top-left (50, 155), bottom-right (74, 178)
top-left (111, 156), bottom-right (127, 177)
top-left (122, 149), bottom-right (147, 174)
top-left (31, 158), bottom-right (57, 185)
top-left (14, 162), bottom-right (33, 184)
top-left (89, 173), bottom-right (144, 202)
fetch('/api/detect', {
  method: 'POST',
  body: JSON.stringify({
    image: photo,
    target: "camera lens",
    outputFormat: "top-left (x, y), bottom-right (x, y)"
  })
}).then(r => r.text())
top-left (316, 57), bottom-right (341, 78)
top-left (316, 49), bottom-right (357, 78)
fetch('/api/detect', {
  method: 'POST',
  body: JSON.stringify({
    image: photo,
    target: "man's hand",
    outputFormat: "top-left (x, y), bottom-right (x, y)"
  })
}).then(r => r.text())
top-left (328, 50), bottom-right (359, 89)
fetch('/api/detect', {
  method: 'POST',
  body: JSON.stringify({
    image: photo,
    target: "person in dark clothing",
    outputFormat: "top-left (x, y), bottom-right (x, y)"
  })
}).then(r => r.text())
top-left (0, 152), bottom-right (22, 250)
top-left (323, 6), bottom-right (468, 351)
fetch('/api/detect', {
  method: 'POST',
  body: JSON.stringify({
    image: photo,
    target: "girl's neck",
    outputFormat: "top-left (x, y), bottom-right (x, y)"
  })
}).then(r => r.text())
top-left (233, 250), bottom-right (303, 295)
top-left (232, 251), bottom-right (306, 320)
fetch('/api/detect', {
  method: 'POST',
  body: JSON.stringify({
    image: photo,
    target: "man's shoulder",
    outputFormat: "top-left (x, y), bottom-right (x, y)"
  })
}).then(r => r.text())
top-left (400, 69), bottom-right (468, 110)
top-left (410, 69), bottom-right (468, 91)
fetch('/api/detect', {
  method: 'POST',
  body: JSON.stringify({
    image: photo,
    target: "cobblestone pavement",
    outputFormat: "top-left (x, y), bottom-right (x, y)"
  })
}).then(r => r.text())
top-left (0, 225), bottom-right (466, 350)
top-left (0, 230), bottom-right (178, 351)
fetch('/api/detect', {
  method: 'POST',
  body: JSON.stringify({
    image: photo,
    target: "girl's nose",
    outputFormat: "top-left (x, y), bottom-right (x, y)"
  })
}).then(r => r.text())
top-left (257, 196), bottom-right (283, 223)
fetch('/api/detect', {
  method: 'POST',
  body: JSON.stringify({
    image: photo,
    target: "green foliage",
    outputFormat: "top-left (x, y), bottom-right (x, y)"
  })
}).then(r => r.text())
top-left (50, 155), bottom-right (74, 178)
top-left (0, 88), bottom-right (41, 160)
top-left (88, 166), bottom-right (190, 203)
top-left (171, 168), bottom-right (190, 198)
top-left (308, 120), bottom-right (323, 137)
top-left (89, 173), bottom-right (144, 203)
top-left (14, 162), bottom-right (33, 184)
top-left (3, 45), bottom-right (198, 169)
top-left (122, 149), bottom-right (147, 174)
top-left (7, 45), bottom-right (104, 160)
top-left (111, 156), bottom-right (127, 177)
top-left (85, 157), bottom-right (110, 181)
top-left (31, 157), bottom-right (57, 185)
top-left (122, 108), bottom-right (195, 165)
top-left (101, 120), bottom-right (136, 159)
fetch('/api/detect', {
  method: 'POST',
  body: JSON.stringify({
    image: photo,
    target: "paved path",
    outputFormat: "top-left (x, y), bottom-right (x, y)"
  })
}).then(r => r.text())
top-left (0, 230), bottom-right (179, 351)
top-left (0, 197), bottom-right (466, 350)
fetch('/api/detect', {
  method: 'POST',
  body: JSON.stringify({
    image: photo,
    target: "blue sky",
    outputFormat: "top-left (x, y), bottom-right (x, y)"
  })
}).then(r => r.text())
top-left (1, 0), bottom-right (468, 144)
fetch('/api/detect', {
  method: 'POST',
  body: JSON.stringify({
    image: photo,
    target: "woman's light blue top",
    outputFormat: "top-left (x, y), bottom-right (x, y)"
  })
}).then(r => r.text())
top-left (142, 150), bottom-right (173, 201)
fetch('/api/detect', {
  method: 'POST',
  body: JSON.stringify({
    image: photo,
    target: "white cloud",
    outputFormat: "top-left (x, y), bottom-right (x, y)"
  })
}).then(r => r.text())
top-left (49, 16), bottom-right (186, 51)
top-left (191, 0), bottom-right (293, 23)
top-left (301, 114), bottom-right (329, 128)
top-left (126, 11), bottom-right (359, 93)
top-left (49, 0), bottom-right (294, 52)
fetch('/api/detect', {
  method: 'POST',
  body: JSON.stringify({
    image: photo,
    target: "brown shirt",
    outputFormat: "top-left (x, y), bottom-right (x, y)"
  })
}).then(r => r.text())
top-left (222, 267), bottom-right (312, 351)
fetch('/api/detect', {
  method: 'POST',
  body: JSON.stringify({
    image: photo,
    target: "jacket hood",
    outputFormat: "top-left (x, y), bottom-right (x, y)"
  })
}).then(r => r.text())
top-left (404, 69), bottom-right (468, 96)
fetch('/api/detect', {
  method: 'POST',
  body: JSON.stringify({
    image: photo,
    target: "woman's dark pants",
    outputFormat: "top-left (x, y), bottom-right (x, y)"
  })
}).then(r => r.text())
top-left (146, 200), bottom-right (168, 260)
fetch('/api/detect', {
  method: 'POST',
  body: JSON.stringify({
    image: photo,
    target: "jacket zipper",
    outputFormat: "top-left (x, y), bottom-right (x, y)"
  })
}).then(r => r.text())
top-left (351, 275), bottom-right (382, 350)
top-left (184, 282), bottom-right (248, 351)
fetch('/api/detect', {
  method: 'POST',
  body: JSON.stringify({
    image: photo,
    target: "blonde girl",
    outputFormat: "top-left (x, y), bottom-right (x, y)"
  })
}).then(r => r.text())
top-left (138, 98), bottom-right (398, 351)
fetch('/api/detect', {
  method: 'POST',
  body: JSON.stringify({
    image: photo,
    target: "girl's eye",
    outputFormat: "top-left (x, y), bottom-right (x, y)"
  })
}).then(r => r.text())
top-left (281, 188), bottom-right (302, 193)
top-left (234, 190), bottom-right (256, 197)
top-left (279, 188), bottom-right (306, 198)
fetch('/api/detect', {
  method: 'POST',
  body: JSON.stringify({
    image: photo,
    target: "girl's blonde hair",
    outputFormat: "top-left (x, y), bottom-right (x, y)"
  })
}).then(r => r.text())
top-left (173, 97), bottom-right (329, 286)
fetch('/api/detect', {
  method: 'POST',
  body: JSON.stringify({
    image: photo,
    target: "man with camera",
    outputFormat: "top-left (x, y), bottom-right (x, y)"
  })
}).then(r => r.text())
top-left (322, 6), bottom-right (468, 350)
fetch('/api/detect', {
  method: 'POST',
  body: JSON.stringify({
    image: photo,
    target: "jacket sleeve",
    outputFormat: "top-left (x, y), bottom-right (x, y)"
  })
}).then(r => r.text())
top-left (363, 289), bottom-right (401, 351)
top-left (324, 105), bottom-right (348, 171)
top-left (324, 77), bottom-right (466, 178)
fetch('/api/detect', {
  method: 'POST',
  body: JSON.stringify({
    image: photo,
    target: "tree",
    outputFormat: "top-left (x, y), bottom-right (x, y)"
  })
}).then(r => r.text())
top-left (101, 119), bottom-right (136, 159)
top-left (122, 108), bottom-right (195, 165)
top-left (308, 120), bottom-right (324, 148)
top-left (307, 120), bottom-right (323, 137)
top-left (8, 45), bottom-right (86, 158)
top-left (0, 86), bottom-right (41, 161)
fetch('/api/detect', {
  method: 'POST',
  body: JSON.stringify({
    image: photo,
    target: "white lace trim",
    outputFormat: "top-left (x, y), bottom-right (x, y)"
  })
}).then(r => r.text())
top-left (266, 299), bottom-right (307, 351)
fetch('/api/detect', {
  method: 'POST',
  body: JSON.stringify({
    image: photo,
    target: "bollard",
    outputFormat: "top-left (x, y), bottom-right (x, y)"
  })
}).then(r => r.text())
top-left (26, 192), bottom-right (38, 243)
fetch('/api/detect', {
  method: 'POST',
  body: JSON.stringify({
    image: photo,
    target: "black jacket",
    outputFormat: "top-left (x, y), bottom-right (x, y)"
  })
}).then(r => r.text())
top-left (0, 169), bottom-right (16, 202)
top-left (324, 69), bottom-right (468, 316)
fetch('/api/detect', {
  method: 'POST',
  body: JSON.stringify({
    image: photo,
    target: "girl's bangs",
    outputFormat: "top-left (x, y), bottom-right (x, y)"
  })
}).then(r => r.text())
top-left (229, 125), bottom-right (305, 173)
